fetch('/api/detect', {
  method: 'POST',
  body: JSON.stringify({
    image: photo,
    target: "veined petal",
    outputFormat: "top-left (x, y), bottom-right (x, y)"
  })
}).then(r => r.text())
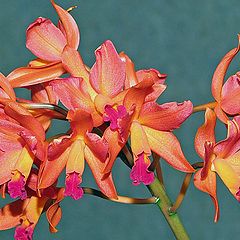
top-left (211, 35), bottom-right (240, 102)
top-left (143, 126), bottom-right (195, 172)
top-left (138, 101), bottom-right (193, 131)
top-left (51, 0), bottom-right (80, 49)
top-left (194, 170), bottom-right (219, 222)
top-left (221, 74), bottom-right (240, 115)
top-left (84, 145), bottom-right (117, 199)
top-left (26, 17), bottom-right (67, 61)
top-left (90, 40), bottom-right (125, 97)
top-left (61, 46), bottom-right (89, 82)
top-left (195, 108), bottom-right (216, 159)
top-left (213, 153), bottom-right (240, 202)
top-left (50, 77), bottom-right (94, 113)
top-left (8, 62), bottom-right (65, 87)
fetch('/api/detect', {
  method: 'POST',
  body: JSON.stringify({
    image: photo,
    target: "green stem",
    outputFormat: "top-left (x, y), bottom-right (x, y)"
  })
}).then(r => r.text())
top-left (148, 178), bottom-right (190, 240)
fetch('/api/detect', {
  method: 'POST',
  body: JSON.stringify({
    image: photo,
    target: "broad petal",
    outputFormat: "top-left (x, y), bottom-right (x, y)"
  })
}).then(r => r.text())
top-left (143, 126), bottom-right (195, 172)
top-left (8, 62), bottom-right (65, 87)
top-left (84, 145), bottom-right (117, 199)
top-left (61, 46), bottom-right (89, 82)
top-left (221, 74), bottom-right (240, 115)
top-left (195, 108), bottom-right (216, 159)
top-left (138, 101), bottom-right (193, 131)
top-left (26, 17), bottom-right (67, 61)
top-left (50, 77), bottom-right (94, 113)
top-left (213, 153), bottom-right (240, 202)
top-left (51, 0), bottom-right (80, 49)
top-left (211, 35), bottom-right (240, 102)
top-left (194, 170), bottom-right (219, 222)
top-left (90, 40), bottom-right (125, 97)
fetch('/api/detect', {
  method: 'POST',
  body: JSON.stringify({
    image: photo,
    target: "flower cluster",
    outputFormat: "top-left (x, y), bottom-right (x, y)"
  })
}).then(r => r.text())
top-left (0, 0), bottom-right (239, 239)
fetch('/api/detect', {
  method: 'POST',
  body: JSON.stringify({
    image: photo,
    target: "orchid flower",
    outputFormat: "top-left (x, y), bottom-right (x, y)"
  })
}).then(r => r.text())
top-left (0, 76), bottom-right (47, 199)
top-left (211, 35), bottom-right (240, 123)
top-left (194, 108), bottom-right (240, 222)
top-left (0, 171), bottom-right (63, 240)
top-left (8, 0), bottom-right (79, 88)
top-left (38, 109), bottom-right (117, 200)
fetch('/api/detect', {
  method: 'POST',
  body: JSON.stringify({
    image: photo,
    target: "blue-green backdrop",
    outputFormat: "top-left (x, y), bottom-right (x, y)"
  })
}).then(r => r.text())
top-left (0, 0), bottom-right (239, 239)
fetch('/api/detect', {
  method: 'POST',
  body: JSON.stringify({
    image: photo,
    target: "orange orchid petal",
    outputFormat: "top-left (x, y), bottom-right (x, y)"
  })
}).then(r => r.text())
top-left (66, 139), bottom-right (85, 175)
top-left (214, 120), bottom-right (239, 158)
top-left (211, 35), bottom-right (240, 102)
top-left (119, 52), bottom-right (138, 88)
top-left (26, 17), bottom-right (67, 61)
top-left (4, 101), bottom-right (45, 141)
top-left (102, 127), bottom-right (125, 174)
top-left (123, 79), bottom-right (154, 119)
top-left (143, 126), bottom-right (195, 172)
top-left (213, 153), bottom-right (240, 202)
top-left (136, 69), bottom-right (167, 85)
top-left (8, 62), bottom-right (65, 87)
top-left (0, 150), bottom-right (21, 185)
top-left (84, 145), bottom-right (117, 199)
top-left (39, 146), bottom-right (70, 189)
top-left (0, 199), bottom-right (30, 230)
top-left (67, 109), bottom-right (93, 136)
top-left (130, 121), bottom-right (151, 156)
top-left (28, 58), bottom-right (50, 67)
top-left (46, 188), bottom-right (64, 233)
top-left (138, 101), bottom-right (193, 131)
top-left (51, 0), bottom-right (80, 49)
top-left (221, 74), bottom-right (240, 115)
top-left (214, 103), bottom-right (228, 123)
top-left (50, 77), bottom-right (94, 113)
top-left (195, 108), bottom-right (216, 159)
top-left (194, 170), bottom-right (219, 222)
top-left (90, 40), bottom-right (125, 97)
top-left (85, 132), bottom-right (108, 163)
top-left (0, 73), bottom-right (16, 100)
top-left (61, 46), bottom-right (89, 81)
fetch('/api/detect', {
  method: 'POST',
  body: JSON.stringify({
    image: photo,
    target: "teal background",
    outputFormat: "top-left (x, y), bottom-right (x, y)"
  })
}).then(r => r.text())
top-left (0, 0), bottom-right (240, 239)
